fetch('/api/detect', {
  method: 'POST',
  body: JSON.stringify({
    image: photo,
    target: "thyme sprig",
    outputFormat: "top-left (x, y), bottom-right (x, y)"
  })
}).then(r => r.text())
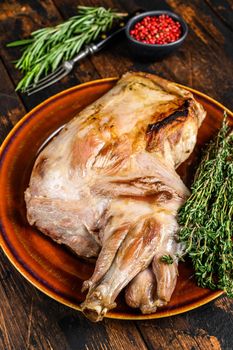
top-left (178, 113), bottom-right (233, 297)
top-left (7, 6), bottom-right (124, 92)
top-left (161, 255), bottom-right (174, 264)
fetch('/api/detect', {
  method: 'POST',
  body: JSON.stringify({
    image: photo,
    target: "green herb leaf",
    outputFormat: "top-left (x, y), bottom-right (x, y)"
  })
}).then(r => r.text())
top-left (7, 6), bottom-right (124, 92)
top-left (160, 255), bottom-right (174, 265)
top-left (178, 112), bottom-right (233, 297)
top-left (7, 39), bottom-right (34, 47)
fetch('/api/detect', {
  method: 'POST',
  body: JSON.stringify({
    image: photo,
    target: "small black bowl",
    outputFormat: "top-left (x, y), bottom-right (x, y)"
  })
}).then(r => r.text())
top-left (125, 10), bottom-right (188, 61)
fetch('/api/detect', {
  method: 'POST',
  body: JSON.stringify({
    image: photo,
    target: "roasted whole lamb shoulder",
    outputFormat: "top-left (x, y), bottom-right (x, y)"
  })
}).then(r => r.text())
top-left (25, 72), bottom-right (206, 321)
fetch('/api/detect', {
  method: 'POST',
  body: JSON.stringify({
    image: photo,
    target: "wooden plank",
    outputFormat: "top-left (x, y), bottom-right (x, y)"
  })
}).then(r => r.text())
top-left (132, 3), bottom-right (233, 349)
top-left (58, 316), bottom-right (149, 350)
top-left (52, 0), bottom-right (105, 84)
top-left (52, 0), bottom-right (102, 84)
top-left (0, 6), bottom-right (148, 349)
top-left (0, 1), bottom-right (61, 80)
top-left (0, 0), bottom-right (99, 111)
top-left (0, 249), bottom-right (70, 350)
top-left (0, 2), bottom-right (148, 349)
top-left (0, 50), bottom-right (70, 350)
top-left (54, 0), bottom-right (233, 110)
top-left (204, 0), bottom-right (233, 31)
top-left (0, 58), bottom-right (26, 143)
top-left (0, 244), bottom-right (148, 349)
top-left (137, 296), bottom-right (233, 350)
top-left (0, 1), bottom-right (233, 349)
top-left (1, 0), bottom-right (232, 110)
top-left (118, 0), bottom-right (233, 110)
top-left (163, 0), bottom-right (233, 109)
top-left (115, 2), bottom-right (233, 350)
top-left (52, 0), bottom-right (128, 78)
top-left (53, 0), bottom-right (142, 79)
top-left (104, 319), bottom-right (148, 350)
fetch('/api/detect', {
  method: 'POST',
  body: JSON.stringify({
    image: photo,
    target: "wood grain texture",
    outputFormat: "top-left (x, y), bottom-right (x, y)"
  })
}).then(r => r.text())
top-left (204, 0), bottom-right (233, 31)
top-left (137, 298), bottom-right (233, 350)
top-left (0, 0), bottom-right (81, 110)
top-left (0, 59), bottom-right (25, 143)
top-left (0, 0), bottom-right (233, 349)
top-left (0, 247), bottom-right (148, 350)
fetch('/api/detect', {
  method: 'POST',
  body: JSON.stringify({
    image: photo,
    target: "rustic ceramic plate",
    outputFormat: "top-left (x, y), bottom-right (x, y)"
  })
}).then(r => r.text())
top-left (0, 78), bottom-right (232, 320)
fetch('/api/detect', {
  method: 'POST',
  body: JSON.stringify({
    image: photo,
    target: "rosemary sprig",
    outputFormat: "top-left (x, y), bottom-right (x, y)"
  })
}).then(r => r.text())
top-left (178, 113), bottom-right (233, 297)
top-left (7, 6), bottom-right (124, 92)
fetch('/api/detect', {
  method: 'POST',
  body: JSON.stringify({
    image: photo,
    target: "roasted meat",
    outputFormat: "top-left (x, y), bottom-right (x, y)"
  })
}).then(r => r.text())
top-left (25, 72), bottom-right (206, 321)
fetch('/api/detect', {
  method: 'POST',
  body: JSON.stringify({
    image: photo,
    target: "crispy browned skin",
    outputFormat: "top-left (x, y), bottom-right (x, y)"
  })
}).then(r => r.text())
top-left (125, 219), bottom-right (180, 314)
top-left (25, 72), bottom-right (206, 321)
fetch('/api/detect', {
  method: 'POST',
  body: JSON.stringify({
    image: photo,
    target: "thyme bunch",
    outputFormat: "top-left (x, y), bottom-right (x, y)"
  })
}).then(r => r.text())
top-left (178, 114), bottom-right (233, 297)
top-left (7, 6), bottom-right (124, 92)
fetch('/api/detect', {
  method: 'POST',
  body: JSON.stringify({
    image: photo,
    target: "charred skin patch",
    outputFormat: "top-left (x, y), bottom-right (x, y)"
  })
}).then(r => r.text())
top-left (146, 100), bottom-right (190, 152)
top-left (147, 100), bottom-right (190, 134)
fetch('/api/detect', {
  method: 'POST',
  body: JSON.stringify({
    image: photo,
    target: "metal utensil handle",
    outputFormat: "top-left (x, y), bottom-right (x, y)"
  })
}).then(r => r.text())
top-left (71, 28), bottom-right (125, 64)
top-left (71, 44), bottom-right (98, 64)
top-left (69, 9), bottom-right (143, 65)
top-left (95, 26), bottom-right (125, 51)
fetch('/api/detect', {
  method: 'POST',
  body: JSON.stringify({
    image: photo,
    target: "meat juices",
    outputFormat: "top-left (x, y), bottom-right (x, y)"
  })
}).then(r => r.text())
top-left (25, 72), bottom-right (206, 321)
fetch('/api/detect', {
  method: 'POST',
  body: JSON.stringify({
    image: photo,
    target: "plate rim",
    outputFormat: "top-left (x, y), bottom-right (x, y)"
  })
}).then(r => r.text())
top-left (1, 77), bottom-right (232, 320)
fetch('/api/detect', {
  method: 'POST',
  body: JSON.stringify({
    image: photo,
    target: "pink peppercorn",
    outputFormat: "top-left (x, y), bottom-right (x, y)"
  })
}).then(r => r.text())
top-left (130, 14), bottom-right (182, 45)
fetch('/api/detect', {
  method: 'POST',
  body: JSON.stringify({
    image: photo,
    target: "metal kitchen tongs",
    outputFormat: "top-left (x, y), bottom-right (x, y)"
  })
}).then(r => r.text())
top-left (25, 11), bottom-right (141, 96)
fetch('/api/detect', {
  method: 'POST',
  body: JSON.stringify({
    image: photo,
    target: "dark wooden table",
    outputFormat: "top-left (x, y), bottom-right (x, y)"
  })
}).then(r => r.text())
top-left (0, 1), bottom-right (233, 349)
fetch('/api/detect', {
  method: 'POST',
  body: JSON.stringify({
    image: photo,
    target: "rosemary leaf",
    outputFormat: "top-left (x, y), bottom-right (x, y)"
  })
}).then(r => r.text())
top-left (8, 6), bottom-right (124, 92)
top-left (7, 39), bottom-right (34, 47)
